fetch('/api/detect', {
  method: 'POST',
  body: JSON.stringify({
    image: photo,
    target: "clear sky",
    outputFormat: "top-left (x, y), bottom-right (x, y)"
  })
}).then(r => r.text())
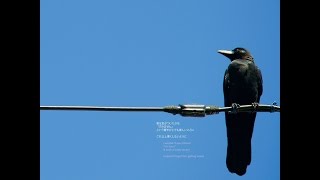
top-left (40, 0), bottom-right (279, 179)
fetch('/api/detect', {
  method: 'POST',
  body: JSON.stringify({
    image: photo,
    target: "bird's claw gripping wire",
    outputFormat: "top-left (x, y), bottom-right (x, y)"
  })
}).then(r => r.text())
top-left (251, 102), bottom-right (259, 113)
top-left (230, 103), bottom-right (240, 114)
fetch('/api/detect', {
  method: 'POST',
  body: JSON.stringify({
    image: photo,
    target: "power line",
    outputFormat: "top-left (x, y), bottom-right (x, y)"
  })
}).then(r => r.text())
top-left (40, 103), bottom-right (280, 117)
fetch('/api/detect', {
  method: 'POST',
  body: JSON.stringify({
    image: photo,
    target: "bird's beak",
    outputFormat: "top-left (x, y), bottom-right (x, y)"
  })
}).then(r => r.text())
top-left (218, 50), bottom-right (234, 60)
top-left (218, 50), bottom-right (234, 55)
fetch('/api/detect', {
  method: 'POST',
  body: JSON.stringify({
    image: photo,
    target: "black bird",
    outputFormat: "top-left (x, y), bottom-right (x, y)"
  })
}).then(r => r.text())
top-left (218, 47), bottom-right (263, 176)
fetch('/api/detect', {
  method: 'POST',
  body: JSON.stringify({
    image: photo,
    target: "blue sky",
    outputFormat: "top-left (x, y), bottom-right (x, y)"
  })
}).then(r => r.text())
top-left (40, 0), bottom-right (279, 179)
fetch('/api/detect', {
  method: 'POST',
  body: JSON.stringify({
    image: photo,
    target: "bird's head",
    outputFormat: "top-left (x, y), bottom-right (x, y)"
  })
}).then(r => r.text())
top-left (218, 47), bottom-right (254, 61)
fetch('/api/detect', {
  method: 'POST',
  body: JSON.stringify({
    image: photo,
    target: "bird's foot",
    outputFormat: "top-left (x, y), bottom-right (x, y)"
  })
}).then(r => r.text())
top-left (251, 102), bottom-right (259, 113)
top-left (229, 103), bottom-right (240, 114)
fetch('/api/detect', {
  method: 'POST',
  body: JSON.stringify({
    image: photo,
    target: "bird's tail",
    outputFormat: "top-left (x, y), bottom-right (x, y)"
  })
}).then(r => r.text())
top-left (225, 112), bottom-right (256, 176)
top-left (226, 137), bottom-right (252, 176)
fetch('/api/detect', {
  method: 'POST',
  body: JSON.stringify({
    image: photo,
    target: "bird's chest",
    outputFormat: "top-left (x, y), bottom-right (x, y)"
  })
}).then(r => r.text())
top-left (226, 62), bottom-right (259, 95)
top-left (228, 64), bottom-right (252, 85)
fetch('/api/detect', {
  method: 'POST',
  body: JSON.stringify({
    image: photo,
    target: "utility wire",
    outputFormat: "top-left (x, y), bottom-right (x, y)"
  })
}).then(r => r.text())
top-left (40, 103), bottom-right (280, 117)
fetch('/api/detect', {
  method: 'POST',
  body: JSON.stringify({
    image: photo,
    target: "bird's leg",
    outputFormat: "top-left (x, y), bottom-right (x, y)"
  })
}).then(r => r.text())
top-left (251, 102), bottom-right (259, 113)
top-left (229, 103), bottom-right (240, 114)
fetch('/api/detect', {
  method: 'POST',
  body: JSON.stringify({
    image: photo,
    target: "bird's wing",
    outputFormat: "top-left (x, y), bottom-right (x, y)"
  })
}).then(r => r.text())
top-left (223, 69), bottom-right (231, 106)
top-left (257, 67), bottom-right (263, 100)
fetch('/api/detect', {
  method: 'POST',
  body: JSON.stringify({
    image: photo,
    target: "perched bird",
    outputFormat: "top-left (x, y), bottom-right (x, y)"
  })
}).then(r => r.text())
top-left (218, 47), bottom-right (263, 176)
